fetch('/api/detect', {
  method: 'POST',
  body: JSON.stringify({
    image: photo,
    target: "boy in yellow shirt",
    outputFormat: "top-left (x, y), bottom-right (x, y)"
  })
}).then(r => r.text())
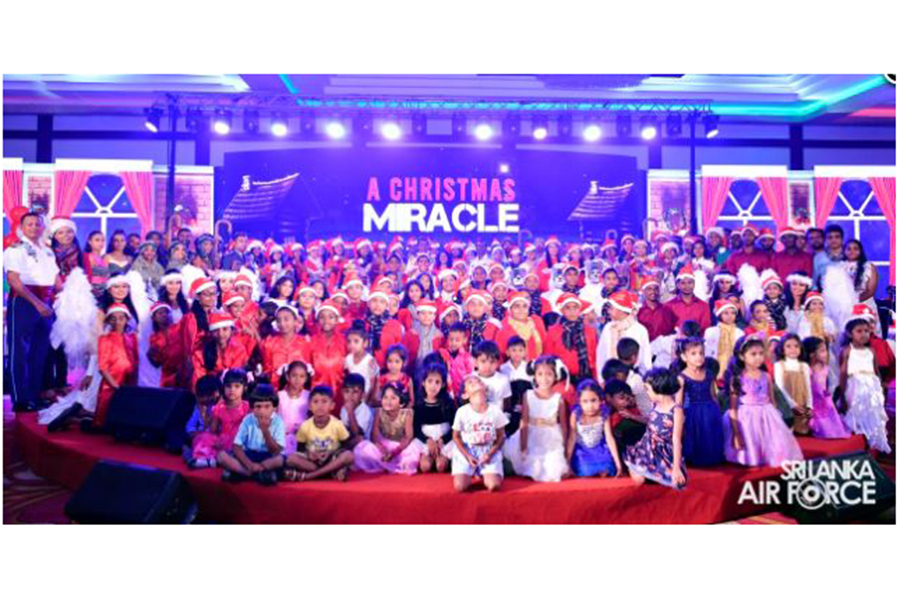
top-left (285, 385), bottom-right (355, 481)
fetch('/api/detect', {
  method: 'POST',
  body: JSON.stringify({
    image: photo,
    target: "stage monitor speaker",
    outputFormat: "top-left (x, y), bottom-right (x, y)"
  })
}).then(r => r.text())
top-left (782, 451), bottom-right (895, 524)
top-left (106, 386), bottom-right (194, 453)
top-left (65, 460), bottom-right (197, 524)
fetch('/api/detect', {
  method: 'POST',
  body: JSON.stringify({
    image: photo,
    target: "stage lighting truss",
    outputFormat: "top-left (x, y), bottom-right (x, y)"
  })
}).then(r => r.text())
top-left (144, 107), bottom-right (162, 133)
top-left (243, 109), bottom-right (260, 134)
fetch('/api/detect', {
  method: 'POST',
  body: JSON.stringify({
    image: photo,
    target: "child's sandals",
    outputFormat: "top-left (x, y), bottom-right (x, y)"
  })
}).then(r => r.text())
top-left (284, 468), bottom-right (307, 482)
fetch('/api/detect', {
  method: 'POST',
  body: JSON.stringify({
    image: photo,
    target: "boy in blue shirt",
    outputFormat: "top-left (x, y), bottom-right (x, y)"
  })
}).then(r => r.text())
top-left (219, 383), bottom-right (286, 486)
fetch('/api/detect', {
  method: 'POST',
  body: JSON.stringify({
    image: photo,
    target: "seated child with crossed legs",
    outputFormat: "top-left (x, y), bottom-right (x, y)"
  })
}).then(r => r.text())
top-left (285, 385), bottom-right (356, 481)
top-left (217, 383), bottom-right (286, 486)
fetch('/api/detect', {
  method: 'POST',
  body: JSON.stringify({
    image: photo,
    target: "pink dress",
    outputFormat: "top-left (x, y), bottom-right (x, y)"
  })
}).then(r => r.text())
top-left (353, 408), bottom-right (422, 475)
top-left (212, 400), bottom-right (250, 452)
top-left (278, 389), bottom-right (310, 454)
top-left (808, 366), bottom-right (850, 439)
top-left (722, 374), bottom-right (803, 467)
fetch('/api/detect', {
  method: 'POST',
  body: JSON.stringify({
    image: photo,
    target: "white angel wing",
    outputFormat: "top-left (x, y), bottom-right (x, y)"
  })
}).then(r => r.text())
top-left (737, 263), bottom-right (762, 319)
top-left (180, 264), bottom-right (206, 303)
top-left (693, 267), bottom-right (710, 302)
top-left (822, 263), bottom-right (857, 330)
top-left (49, 267), bottom-right (98, 368)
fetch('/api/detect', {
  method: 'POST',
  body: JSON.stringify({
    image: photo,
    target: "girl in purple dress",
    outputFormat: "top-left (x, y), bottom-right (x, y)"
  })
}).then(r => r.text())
top-left (624, 368), bottom-right (686, 489)
top-left (722, 337), bottom-right (803, 467)
top-left (801, 337), bottom-right (849, 439)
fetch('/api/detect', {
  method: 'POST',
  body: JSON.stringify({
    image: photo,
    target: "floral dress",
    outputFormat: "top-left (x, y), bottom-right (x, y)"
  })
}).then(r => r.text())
top-left (624, 403), bottom-right (686, 489)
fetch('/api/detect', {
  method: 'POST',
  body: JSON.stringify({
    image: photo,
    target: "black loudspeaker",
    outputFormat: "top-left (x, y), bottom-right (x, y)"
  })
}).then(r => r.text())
top-left (106, 386), bottom-right (194, 453)
top-left (65, 460), bottom-right (197, 524)
top-left (782, 452), bottom-right (895, 524)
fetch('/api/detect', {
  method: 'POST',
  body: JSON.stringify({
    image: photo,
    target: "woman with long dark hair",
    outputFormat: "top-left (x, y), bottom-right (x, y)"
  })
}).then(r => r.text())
top-left (83, 230), bottom-right (109, 297)
top-left (157, 269), bottom-right (189, 321)
top-left (843, 239), bottom-right (880, 333)
top-left (104, 229), bottom-right (131, 277)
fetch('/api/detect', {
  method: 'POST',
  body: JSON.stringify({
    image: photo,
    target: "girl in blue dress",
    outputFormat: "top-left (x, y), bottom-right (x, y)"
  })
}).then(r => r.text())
top-left (624, 368), bottom-right (686, 490)
top-left (566, 379), bottom-right (622, 477)
top-left (673, 337), bottom-right (725, 466)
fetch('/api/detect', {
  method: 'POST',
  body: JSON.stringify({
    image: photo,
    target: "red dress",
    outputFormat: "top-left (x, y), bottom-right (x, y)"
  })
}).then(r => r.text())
top-left (402, 328), bottom-right (444, 371)
top-left (260, 334), bottom-right (312, 378)
top-left (366, 317), bottom-right (405, 366)
top-left (345, 300), bottom-right (367, 323)
top-left (149, 321), bottom-right (186, 388)
top-left (310, 331), bottom-right (347, 414)
top-left (237, 301), bottom-right (261, 339)
top-left (95, 331), bottom-right (139, 427)
top-left (212, 400), bottom-right (250, 452)
top-left (496, 316), bottom-right (547, 361)
top-left (191, 338), bottom-right (251, 389)
top-left (545, 319), bottom-right (598, 382)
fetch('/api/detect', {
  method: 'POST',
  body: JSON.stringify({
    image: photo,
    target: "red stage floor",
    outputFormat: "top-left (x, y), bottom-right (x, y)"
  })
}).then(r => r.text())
top-left (14, 414), bottom-right (867, 524)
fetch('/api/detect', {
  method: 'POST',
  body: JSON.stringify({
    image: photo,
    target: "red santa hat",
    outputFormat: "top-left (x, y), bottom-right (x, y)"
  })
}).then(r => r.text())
top-left (415, 299), bottom-right (438, 314)
top-left (633, 238), bottom-right (649, 249)
top-left (233, 274), bottom-right (253, 289)
top-left (488, 279), bottom-right (510, 294)
top-left (661, 241), bottom-right (680, 255)
top-left (388, 241), bottom-right (404, 256)
top-left (620, 233), bottom-right (636, 244)
top-left (438, 269), bottom-right (458, 283)
top-left (307, 240), bottom-right (323, 253)
top-left (438, 301), bottom-right (462, 322)
top-left (523, 271), bottom-right (540, 285)
top-left (331, 289), bottom-right (349, 302)
top-left (222, 291), bottom-right (244, 307)
top-left (274, 301), bottom-right (301, 319)
top-left (714, 298), bottom-right (740, 317)
top-left (639, 275), bottom-right (661, 291)
top-left (650, 230), bottom-right (668, 244)
top-left (740, 224), bottom-right (759, 237)
top-left (675, 265), bottom-right (696, 281)
top-left (778, 227), bottom-right (801, 240)
top-left (105, 274), bottom-right (130, 289)
top-left (315, 299), bottom-right (344, 321)
top-left (464, 289), bottom-right (491, 307)
top-left (296, 285), bottom-right (317, 298)
top-left (767, 330), bottom-right (785, 343)
top-left (556, 292), bottom-right (587, 312)
top-left (488, 262), bottom-right (505, 276)
top-left (706, 226), bottom-right (725, 240)
top-left (149, 302), bottom-right (171, 316)
top-left (105, 303), bottom-right (132, 318)
top-left (712, 271), bottom-right (737, 285)
top-left (785, 272), bottom-right (813, 288)
top-left (608, 291), bottom-right (637, 314)
top-left (247, 239), bottom-right (265, 252)
top-left (342, 273), bottom-right (365, 290)
top-left (802, 291), bottom-right (825, 310)
top-left (508, 291), bottom-right (531, 308)
top-left (161, 271), bottom-right (183, 286)
top-left (289, 242), bottom-right (304, 254)
top-left (355, 239), bottom-right (372, 253)
top-left (48, 216), bottom-right (77, 236)
top-left (375, 276), bottom-right (393, 290)
top-left (266, 244), bottom-right (285, 259)
top-left (757, 227), bottom-right (775, 241)
top-left (761, 269), bottom-right (783, 290)
top-left (215, 270), bottom-right (238, 281)
top-left (851, 303), bottom-right (877, 323)
top-left (208, 312), bottom-right (236, 332)
top-left (524, 242), bottom-right (537, 254)
top-left (600, 238), bottom-right (617, 253)
top-left (367, 290), bottom-right (390, 304)
top-left (545, 236), bottom-right (561, 248)
top-left (189, 277), bottom-right (216, 298)
top-left (562, 261), bottom-right (581, 274)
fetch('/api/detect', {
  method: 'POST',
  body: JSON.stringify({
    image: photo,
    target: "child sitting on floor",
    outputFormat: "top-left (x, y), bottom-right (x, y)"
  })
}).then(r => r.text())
top-left (567, 379), bottom-right (621, 478)
top-left (340, 373), bottom-right (374, 446)
top-left (353, 382), bottom-right (422, 475)
top-left (413, 362), bottom-right (457, 473)
top-left (505, 356), bottom-right (570, 482)
top-left (277, 360), bottom-right (312, 454)
top-left (210, 368), bottom-right (250, 455)
top-left (617, 338), bottom-right (652, 415)
top-left (184, 375), bottom-right (221, 469)
top-left (285, 385), bottom-right (355, 481)
top-left (624, 368), bottom-right (687, 490)
top-left (217, 383), bottom-right (286, 486)
top-left (451, 375), bottom-right (509, 493)
top-left (604, 379), bottom-right (647, 454)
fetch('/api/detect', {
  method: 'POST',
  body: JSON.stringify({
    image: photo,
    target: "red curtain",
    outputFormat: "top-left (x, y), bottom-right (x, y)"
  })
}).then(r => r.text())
top-left (756, 177), bottom-right (790, 232)
top-left (119, 171), bottom-right (154, 235)
top-left (814, 176), bottom-right (843, 228)
top-left (53, 170), bottom-right (92, 217)
top-left (3, 169), bottom-right (23, 219)
top-left (869, 176), bottom-right (896, 285)
top-left (701, 176), bottom-right (734, 230)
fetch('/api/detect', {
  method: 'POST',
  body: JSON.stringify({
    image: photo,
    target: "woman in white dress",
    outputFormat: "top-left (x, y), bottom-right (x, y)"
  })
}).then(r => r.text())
top-left (843, 239), bottom-right (881, 334)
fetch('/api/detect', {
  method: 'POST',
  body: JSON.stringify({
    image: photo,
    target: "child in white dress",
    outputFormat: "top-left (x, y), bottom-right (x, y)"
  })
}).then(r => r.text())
top-left (504, 356), bottom-right (570, 482)
top-left (839, 318), bottom-right (890, 453)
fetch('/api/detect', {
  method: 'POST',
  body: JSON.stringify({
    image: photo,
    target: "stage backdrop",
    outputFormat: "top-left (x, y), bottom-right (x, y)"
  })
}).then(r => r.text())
top-left (217, 146), bottom-right (645, 242)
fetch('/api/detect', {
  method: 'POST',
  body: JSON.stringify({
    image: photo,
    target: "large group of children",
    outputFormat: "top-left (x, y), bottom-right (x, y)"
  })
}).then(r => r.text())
top-left (9, 209), bottom-right (895, 493)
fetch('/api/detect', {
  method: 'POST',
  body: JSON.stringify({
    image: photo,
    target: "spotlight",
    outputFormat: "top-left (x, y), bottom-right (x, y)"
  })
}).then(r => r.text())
top-left (451, 113), bottom-right (467, 139)
top-left (499, 163), bottom-right (510, 174)
top-left (381, 121), bottom-right (402, 141)
top-left (412, 113), bottom-right (427, 135)
top-left (616, 114), bottom-right (632, 137)
top-left (704, 114), bottom-right (720, 138)
top-left (557, 114), bottom-right (573, 138)
top-left (640, 116), bottom-right (658, 140)
top-left (665, 114), bottom-right (682, 137)
top-left (531, 115), bottom-right (549, 140)
top-left (185, 108), bottom-right (202, 132)
top-left (325, 121), bottom-right (346, 139)
top-left (212, 110), bottom-right (232, 135)
top-left (582, 123), bottom-right (602, 142)
top-left (144, 107), bottom-right (162, 133)
top-left (244, 110), bottom-right (260, 134)
top-left (270, 114), bottom-right (288, 137)
top-left (474, 122), bottom-right (493, 141)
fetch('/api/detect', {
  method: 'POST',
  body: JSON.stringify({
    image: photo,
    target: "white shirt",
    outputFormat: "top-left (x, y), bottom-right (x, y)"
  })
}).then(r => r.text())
top-left (596, 318), bottom-right (652, 377)
top-left (340, 402), bottom-right (374, 439)
top-left (452, 403), bottom-right (509, 448)
top-left (344, 352), bottom-right (379, 396)
top-left (3, 237), bottom-right (59, 286)
top-left (476, 371), bottom-right (512, 410)
top-left (500, 360), bottom-right (530, 383)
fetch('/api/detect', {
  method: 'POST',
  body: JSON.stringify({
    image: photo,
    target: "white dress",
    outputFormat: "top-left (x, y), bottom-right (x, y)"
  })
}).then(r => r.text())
top-left (843, 347), bottom-right (890, 453)
top-left (504, 391), bottom-right (569, 482)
